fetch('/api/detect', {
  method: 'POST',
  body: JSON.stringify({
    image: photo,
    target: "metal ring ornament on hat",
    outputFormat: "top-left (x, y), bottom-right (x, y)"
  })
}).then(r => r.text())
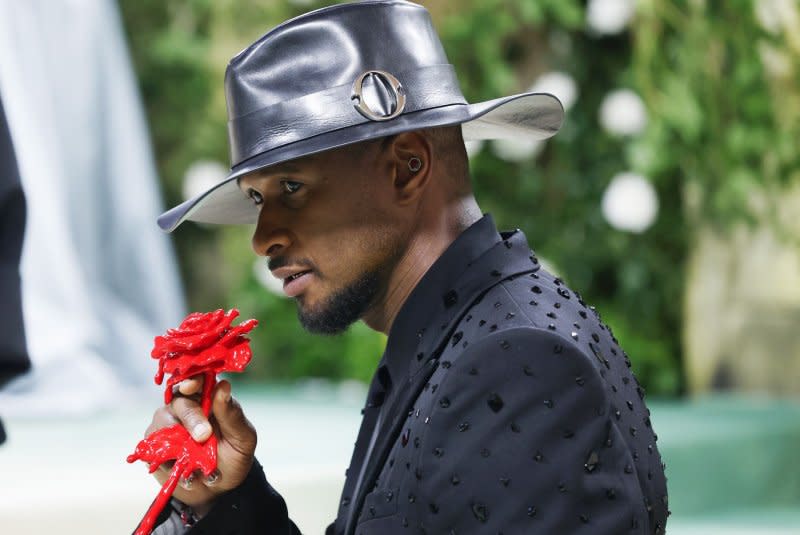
top-left (351, 70), bottom-right (407, 122)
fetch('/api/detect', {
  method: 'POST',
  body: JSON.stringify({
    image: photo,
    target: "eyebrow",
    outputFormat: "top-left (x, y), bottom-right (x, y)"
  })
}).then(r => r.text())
top-left (239, 167), bottom-right (290, 187)
top-left (238, 160), bottom-right (312, 190)
top-left (257, 163), bottom-right (302, 177)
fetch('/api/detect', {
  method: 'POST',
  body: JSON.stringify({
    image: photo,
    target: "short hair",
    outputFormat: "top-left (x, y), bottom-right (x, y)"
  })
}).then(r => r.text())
top-left (352, 125), bottom-right (471, 196)
top-left (422, 125), bottom-right (471, 196)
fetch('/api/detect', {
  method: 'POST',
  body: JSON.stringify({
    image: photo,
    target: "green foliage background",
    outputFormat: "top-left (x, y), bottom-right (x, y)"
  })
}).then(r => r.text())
top-left (119, 0), bottom-right (800, 395)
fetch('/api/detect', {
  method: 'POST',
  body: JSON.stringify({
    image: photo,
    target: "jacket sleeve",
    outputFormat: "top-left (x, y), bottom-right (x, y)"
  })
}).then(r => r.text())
top-left (186, 459), bottom-right (301, 535)
top-left (358, 327), bottom-right (648, 534)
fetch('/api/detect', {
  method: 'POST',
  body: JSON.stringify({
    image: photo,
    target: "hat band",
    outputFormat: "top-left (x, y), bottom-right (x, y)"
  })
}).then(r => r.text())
top-left (227, 64), bottom-right (465, 167)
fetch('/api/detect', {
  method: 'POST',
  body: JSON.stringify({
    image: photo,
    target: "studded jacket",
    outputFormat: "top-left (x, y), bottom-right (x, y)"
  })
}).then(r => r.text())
top-left (182, 215), bottom-right (668, 535)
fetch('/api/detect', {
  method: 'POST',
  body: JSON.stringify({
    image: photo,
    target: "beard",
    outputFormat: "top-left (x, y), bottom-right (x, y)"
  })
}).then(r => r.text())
top-left (295, 268), bottom-right (382, 335)
top-left (282, 223), bottom-right (405, 335)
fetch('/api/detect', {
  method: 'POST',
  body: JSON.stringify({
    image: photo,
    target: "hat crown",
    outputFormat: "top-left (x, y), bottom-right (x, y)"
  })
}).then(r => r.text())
top-left (225, 1), bottom-right (452, 120)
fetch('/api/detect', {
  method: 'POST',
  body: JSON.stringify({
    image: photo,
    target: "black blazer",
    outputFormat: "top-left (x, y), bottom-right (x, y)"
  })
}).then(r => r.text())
top-left (187, 217), bottom-right (668, 534)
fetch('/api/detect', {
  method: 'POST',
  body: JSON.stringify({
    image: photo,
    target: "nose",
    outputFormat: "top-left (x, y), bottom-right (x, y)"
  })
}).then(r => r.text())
top-left (251, 210), bottom-right (292, 257)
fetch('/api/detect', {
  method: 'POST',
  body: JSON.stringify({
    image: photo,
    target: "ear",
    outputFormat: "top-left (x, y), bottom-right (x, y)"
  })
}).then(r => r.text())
top-left (387, 131), bottom-right (432, 205)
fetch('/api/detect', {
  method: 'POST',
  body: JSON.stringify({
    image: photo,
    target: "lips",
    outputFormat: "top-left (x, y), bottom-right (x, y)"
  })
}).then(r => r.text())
top-left (270, 265), bottom-right (312, 280)
top-left (270, 265), bottom-right (315, 297)
top-left (282, 271), bottom-right (313, 297)
top-left (285, 270), bottom-right (311, 282)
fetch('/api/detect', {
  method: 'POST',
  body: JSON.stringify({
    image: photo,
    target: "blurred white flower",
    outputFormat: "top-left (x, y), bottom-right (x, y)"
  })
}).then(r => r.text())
top-left (586, 0), bottom-right (635, 35)
top-left (758, 42), bottom-right (792, 78)
top-left (492, 138), bottom-right (544, 163)
top-left (754, 0), bottom-right (799, 34)
top-left (464, 139), bottom-right (485, 158)
top-left (252, 258), bottom-right (287, 297)
top-left (182, 160), bottom-right (228, 202)
top-left (599, 88), bottom-right (647, 136)
top-left (528, 71), bottom-right (578, 111)
top-left (601, 172), bottom-right (659, 233)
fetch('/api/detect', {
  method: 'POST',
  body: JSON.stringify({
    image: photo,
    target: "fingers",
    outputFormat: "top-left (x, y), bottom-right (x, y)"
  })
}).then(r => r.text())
top-left (212, 380), bottom-right (257, 455)
top-left (145, 406), bottom-right (178, 437)
top-left (145, 381), bottom-right (254, 511)
top-left (204, 468), bottom-right (221, 486)
top-left (177, 375), bottom-right (204, 396)
top-left (179, 472), bottom-right (196, 490)
top-left (172, 395), bottom-right (212, 441)
top-left (178, 469), bottom-right (220, 490)
top-left (147, 376), bottom-right (235, 443)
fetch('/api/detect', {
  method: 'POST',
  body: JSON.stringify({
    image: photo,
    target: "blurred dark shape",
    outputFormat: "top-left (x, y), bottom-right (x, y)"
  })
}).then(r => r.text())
top-left (0, 93), bottom-right (31, 444)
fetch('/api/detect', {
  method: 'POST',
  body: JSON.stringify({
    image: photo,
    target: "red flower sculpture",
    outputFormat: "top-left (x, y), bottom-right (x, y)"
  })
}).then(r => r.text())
top-left (127, 309), bottom-right (258, 535)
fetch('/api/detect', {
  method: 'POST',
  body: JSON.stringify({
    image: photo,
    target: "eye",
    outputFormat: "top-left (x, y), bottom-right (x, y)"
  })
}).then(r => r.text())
top-left (247, 188), bottom-right (264, 206)
top-left (281, 180), bottom-right (303, 195)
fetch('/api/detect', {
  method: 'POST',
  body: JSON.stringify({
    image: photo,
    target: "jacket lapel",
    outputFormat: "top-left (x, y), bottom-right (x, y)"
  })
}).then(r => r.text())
top-left (331, 366), bottom-right (389, 534)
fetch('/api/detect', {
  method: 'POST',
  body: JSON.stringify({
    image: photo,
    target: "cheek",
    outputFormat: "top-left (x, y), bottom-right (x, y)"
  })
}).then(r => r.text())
top-left (297, 179), bottom-right (405, 278)
top-left (308, 188), bottom-right (398, 246)
top-left (318, 223), bottom-right (403, 284)
top-left (357, 223), bottom-right (406, 274)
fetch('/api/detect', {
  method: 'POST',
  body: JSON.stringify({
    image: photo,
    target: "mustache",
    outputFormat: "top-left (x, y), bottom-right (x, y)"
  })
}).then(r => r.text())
top-left (267, 256), bottom-right (316, 272)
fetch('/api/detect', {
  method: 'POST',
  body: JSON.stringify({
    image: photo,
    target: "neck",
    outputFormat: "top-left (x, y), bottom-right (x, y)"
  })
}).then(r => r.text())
top-left (362, 196), bottom-right (482, 334)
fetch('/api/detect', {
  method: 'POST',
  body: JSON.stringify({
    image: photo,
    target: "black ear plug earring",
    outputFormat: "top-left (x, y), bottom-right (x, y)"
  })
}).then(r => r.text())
top-left (408, 157), bottom-right (423, 173)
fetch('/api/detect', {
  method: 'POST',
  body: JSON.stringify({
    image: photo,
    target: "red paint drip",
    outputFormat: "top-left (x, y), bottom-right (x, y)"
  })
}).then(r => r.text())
top-left (127, 309), bottom-right (257, 535)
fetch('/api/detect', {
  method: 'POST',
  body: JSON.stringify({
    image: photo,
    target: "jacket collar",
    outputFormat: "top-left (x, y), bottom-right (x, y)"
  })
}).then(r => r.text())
top-left (383, 214), bottom-right (540, 386)
top-left (382, 215), bottom-right (499, 383)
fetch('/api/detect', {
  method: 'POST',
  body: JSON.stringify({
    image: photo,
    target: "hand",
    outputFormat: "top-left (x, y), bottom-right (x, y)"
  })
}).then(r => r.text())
top-left (145, 378), bottom-right (257, 516)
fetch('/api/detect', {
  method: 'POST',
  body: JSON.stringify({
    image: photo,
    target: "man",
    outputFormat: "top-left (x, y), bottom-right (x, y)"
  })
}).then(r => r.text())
top-left (146, 2), bottom-right (668, 533)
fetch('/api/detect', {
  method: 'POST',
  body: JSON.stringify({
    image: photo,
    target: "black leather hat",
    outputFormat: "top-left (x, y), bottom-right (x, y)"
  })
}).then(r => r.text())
top-left (158, 0), bottom-right (564, 232)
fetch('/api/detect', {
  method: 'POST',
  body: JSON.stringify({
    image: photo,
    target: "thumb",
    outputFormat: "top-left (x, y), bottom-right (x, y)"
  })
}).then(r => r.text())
top-left (212, 380), bottom-right (256, 453)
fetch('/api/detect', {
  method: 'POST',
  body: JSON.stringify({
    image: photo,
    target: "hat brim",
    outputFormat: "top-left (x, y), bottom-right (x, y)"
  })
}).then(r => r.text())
top-left (158, 92), bottom-right (563, 232)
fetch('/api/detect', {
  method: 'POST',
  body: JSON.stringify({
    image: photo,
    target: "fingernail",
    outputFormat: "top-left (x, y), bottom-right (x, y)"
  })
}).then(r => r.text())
top-left (192, 422), bottom-right (210, 440)
top-left (205, 469), bottom-right (221, 485)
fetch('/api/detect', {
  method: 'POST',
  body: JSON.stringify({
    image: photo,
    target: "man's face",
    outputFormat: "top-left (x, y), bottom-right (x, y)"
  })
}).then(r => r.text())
top-left (238, 139), bottom-right (406, 334)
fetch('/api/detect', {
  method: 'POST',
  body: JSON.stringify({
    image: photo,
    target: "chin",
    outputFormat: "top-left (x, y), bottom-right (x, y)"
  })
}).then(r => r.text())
top-left (296, 305), bottom-right (353, 335)
top-left (295, 272), bottom-right (380, 335)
